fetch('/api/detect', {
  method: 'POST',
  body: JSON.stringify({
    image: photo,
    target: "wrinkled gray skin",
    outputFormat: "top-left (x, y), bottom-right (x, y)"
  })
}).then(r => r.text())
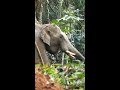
top-left (35, 23), bottom-right (85, 65)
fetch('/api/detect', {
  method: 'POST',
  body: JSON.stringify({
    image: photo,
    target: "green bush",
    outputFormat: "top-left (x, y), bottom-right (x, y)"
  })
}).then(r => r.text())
top-left (40, 57), bottom-right (85, 89)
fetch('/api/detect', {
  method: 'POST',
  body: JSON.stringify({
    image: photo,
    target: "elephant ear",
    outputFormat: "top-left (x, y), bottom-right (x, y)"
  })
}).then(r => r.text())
top-left (40, 25), bottom-right (50, 46)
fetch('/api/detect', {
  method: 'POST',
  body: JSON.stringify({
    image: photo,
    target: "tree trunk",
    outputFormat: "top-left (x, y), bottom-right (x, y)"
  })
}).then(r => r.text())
top-left (35, 0), bottom-right (43, 24)
top-left (58, 0), bottom-right (63, 19)
top-left (42, 0), bottom-right (50, 24)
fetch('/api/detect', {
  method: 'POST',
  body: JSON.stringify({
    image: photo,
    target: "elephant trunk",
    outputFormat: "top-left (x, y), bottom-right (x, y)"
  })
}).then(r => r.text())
top-left (68, 43), bottom-right (85, 61)
top-left (67, 41), bottom-right (85, 62)
top-left (60, 32), bottom-right (85, 62)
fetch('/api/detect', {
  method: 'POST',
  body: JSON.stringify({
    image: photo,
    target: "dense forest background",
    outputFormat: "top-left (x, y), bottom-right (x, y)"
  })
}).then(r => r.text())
top-left (35, 0), bottom-right (85, 89)
top-left (35, 0), bottom-right (85, 63)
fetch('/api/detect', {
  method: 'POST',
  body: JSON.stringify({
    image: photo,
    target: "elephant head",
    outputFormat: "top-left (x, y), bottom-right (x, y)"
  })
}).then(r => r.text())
top-left (35, 23), bottom-right (85, 63)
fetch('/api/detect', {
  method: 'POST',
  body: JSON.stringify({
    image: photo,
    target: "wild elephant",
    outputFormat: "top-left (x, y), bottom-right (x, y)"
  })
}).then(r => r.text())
top-left (35, 23), bottom-right (85, 66)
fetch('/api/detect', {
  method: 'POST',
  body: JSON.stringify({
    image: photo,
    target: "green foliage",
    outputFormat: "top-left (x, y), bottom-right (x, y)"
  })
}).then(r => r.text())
top-left (49, 6), bottom-right (85, 89)
top-left (41, 58), bottom-right (85, 89)
top-left (51, 11), bottom-right (85, 55)
top-left (36, 0), bottom-right (85, 89)
top-left (50, 8), bottom-right (85, 89)
top-left (35, 64), bottom-right (40, 67)
top-left (42, 0), bottom-right (85, 55)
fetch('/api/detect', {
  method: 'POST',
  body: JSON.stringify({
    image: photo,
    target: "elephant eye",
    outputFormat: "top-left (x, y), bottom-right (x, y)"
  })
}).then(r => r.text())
top-left (60, 34), bottom-right (63, 39)
top-left (47, 30), bottom-right (51, 34)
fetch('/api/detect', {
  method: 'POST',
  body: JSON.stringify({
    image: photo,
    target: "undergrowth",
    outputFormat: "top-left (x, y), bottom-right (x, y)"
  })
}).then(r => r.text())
top-left (35, 58), bottom-right (85, 90)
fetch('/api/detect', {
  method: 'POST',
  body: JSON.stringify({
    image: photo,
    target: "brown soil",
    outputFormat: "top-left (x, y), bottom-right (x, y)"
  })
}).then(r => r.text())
top-left (35, 67), bottom-right (64, 90)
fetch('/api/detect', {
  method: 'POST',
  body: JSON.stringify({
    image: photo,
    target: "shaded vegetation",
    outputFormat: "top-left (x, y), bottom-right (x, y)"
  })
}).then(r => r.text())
top-left (35, 0), bottom-right (85, 89)
top-left (36, 58), bottom-right (85, 90)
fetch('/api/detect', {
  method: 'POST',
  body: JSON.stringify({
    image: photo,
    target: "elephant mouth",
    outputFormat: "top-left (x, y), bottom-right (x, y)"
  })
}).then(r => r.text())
top-left (65, 50), bottom-right (76, 59)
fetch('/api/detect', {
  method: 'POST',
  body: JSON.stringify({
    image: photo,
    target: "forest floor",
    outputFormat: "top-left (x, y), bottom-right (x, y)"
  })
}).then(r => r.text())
top-left (35, 66), bottom-right (64, 90)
